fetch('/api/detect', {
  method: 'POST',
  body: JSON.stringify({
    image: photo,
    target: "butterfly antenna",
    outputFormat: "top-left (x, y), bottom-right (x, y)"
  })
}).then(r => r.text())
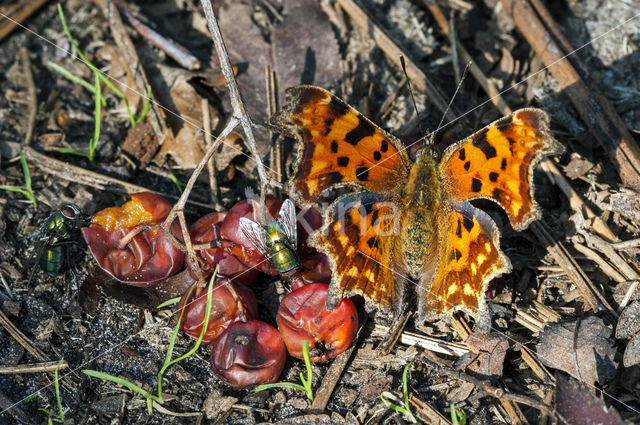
top-left (432, 61), bottom-right (472, 143)
top-left (399, 56), bottom-right (425, 137)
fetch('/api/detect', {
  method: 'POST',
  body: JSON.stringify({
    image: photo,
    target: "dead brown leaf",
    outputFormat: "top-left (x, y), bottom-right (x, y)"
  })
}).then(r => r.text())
top-left (556, 372), bottom-right (629, 425)
top-left (536, 316), bottom-right (617, 385)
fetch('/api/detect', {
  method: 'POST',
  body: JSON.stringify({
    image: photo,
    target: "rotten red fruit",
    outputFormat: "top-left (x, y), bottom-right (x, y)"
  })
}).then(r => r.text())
top-left (177, 278), bottom-right (258, 345)
top-left (210, 320), bottom-right (286, 389)
top-left (277, 283), bottom-right (358, 362)
top-left (81, 193), bottom-right (184, 285)
top-left (186, 212), bottom-right (261, 286)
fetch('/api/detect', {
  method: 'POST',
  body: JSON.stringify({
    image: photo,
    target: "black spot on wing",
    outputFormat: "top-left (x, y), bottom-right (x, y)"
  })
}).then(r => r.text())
top-left (464, 161), bottom-right (471, 171)
top-left (472, 130), bottom-right (497, 159)
top-left (326, 96), bottom-right (349, 120)
top-left (373, 151), bottom-right (381, 161)
top-left (345, 119), bottom-right (375, 146)
top-left (463, 216), bottom-right (474, 233)
top-left (380, 140), bottom-right (389, 152)
top-left (472, 178), bottom-right (482, 192)
top-left (323, 118), bottom-right (334, 136)
top-left (489, 172), bottom-right (498, 182)
top-left (501, 158), bottom-right (507, 170)
top-left (458, 148), bottom-right (466, 161)
top-left (366, 237), bottom-right (378, 249)
top-left (456, 219), bottom-right (462, 238)
top-left (331, 140), bottom-right (338, 153)
top-left (337, 157), bottom-right (349, 167)
top-left (356, 167), bottom-right (369, 181)
top-left (454, 249), bottom-right (462, 261)
top-left (495, 115), bottom-right (512, 132)
top-left (322, 172), bottom-right (343, 185)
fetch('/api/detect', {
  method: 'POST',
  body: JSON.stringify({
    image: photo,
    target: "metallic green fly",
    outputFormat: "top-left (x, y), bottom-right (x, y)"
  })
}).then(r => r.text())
top-left (239, 199), bottom-right (299, 275)
top-left (34, 203), bottom-right (85, 276)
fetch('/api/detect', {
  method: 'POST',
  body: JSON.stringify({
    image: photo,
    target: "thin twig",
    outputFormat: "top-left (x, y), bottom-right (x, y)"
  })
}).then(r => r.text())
top-left (0, 360), bottom-right (69, 375)
top-left (19, 48), bottom-right (37, 148)
top-left (420, 357), bottom-right (562, 422)
top-left (199, 0), bottom-right (270, 188)
top-left (201, 99), bottom-right (219, 204)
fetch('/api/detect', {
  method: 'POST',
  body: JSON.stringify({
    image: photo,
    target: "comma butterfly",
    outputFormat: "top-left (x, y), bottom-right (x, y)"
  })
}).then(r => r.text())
top-left (272, 85), bottom-right (564, 324)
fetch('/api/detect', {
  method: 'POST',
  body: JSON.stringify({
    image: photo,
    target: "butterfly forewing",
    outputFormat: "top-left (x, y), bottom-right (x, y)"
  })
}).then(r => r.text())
top-left (440, 109), bottom-right (564, 230)
top-left (272, 85), bottom-right (412, 206)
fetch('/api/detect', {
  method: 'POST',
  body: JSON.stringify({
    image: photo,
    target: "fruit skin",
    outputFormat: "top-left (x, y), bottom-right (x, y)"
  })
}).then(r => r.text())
top-left (186, 212), bottom-right (260, 286)
top-left (82, 193), bottom-right (184, 285)
top-left (210, 320), bottom-right (286, 389)
top-left (177, 279), bottom-right (258, 345)
top-left (277, 283), bottom-right (358, 362)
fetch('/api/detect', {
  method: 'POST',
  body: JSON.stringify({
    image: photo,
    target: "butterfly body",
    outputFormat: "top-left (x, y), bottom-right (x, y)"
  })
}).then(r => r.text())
top-left (273, 85), bottom-right (564, 323)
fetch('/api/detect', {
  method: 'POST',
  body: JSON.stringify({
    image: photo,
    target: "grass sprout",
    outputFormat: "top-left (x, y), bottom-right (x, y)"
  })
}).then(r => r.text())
top-left (450, 403), bottom-right (467, 425)
top-left (253, 340), bottom-right (314, 401)
top-left (0, 152), bottom-right (38, 208)
top-left (380, 363), bottom-right (417, 423)
top-left (83, 266), bottom-right (218, 415)
top-left (39, 360), bottom-right (65, 424)
top-left (52, 4), bottom-right (152, 163)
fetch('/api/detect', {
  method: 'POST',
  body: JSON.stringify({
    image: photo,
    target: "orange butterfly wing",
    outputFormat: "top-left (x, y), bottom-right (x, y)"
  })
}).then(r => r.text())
top-left (418, 200), bottom-right (510, 323)
top-left (310, 192), bottom-right (405, 314)
top-left (271, 85), bottom-right (411, 207)
top-left (439, 109), bottom-right (564, 230)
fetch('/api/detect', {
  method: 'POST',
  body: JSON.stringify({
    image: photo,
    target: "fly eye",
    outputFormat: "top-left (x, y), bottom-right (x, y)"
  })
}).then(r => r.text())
top-left (60, 204), bottom-right (80, 220)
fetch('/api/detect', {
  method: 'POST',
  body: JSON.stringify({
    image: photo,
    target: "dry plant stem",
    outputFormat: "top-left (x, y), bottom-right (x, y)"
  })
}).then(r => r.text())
top-left (200, 0), bottom-right (270, 189)
top-left (23, 146), bottom-right (213, 208)
top-left (336, 0), bottom-right (463, 125)
top-left (421, 357), bottom-right (560, 422)
top-left (96, 0), bottom-right (168, 142)
top-left (572, 242), bottom-right (626, 283)
top-left (119, 5), bottom-right (201, 70)
top-left (540, 160), bottom-right (616, 242)
top-left (201, 99), bottom-right (219, 204)
top-left (19, 48), bottom-right (36, 148)
top-left (530, 221), bottom-right (617, 321)
top-left (422, 0), bottom-right (512, 115)
top-left (500, 0), bottom-right (640, 190)
top-left (409, 395), bottom-right (451, 425)
top-left (161, 118), bottom-right (235, 257)
top-left (178, 211), bottom-right (204, 284)
top-left (0, 0), bottom-right (49, 42)
top-left (371, 324), bottom-right (469, 356)
top-left (0, 361), bottom-right (69, 375)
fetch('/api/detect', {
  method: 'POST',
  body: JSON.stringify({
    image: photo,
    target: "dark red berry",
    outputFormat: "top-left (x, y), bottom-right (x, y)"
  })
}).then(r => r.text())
top-left (210, 320), bottom-right (286, 389)
top-left (277, 283), bottom-right (358, 362)
top-left (178, 279), bottom-right (258, 345)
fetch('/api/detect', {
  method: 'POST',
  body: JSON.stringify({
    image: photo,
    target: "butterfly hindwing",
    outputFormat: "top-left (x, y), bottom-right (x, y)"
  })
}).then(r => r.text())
top-left (439, 109), bottom-right (564, 230)
top-left (418, 200), bottom-right (511, 322)
top-left (310, 192), bottom-right (405, 314)
top-left (272, 85), bottom-right (412, 206)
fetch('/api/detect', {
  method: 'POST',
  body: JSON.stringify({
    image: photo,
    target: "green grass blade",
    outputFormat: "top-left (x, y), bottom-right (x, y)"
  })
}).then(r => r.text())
top-left (89, 71), bottom-right (102, 163)
top-left (82, 369), bottom-right (159, 402)
top-left (253, 382), bottom-right (308, 393)
top-left (19, 152), bottom-right (37, 208)
top-left (47, 61), bottom-right (106, 106)
top-left (134, 85), bottom-right (152, 125)
top-left (156, 296), bottom-right (181, 309)
top-left (57, 147), bottom-right (90, 158)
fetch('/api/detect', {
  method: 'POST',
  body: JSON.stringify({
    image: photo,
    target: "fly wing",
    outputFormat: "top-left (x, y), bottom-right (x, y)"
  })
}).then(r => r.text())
top-left (238, 217), bottom-right (269, 258)
top-left (277, 199), bottom-right (298, 248)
